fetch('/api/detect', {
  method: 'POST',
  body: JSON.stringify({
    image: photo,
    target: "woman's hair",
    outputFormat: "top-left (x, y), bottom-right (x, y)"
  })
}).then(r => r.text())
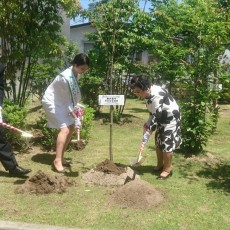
top-left (130, 75), bottom-right (151, 91)
top-left (71, 53), bottom-right (90, 66)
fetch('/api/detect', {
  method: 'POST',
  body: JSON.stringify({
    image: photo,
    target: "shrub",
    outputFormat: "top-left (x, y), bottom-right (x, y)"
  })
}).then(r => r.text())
top-left (34, 105), bottom-right (95, 151)
top-left (79, 74), bottom-right (105, 110)
top-left (78, 105), bottom-right (95, 141)
top-left (34, 114), bottom-right (58, 151)
top-left (180, 102), bottom-right (214, 154)
top-left (2, 100), bottom-right (29, 151)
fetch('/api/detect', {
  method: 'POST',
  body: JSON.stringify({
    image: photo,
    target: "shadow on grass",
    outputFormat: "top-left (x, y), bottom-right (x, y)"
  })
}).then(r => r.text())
top-left (13, 178), bottom-right (29, 184)
top-left (27, 104), bottom-right (42, 114)
top-left (174, 150), bottom-right (230, 193)
top-left (127, 107), bottom-right (147, 113)
top-left (0, 171), bottom-right (10, 177)
top-left (0, 171), bottom-right (29, 181)
top-left (30, 152), bottom-right (98, 178)
top-left (64, 170), bottom-right (79, 177)
top-left (196, 163), bottom-right (230, 193)
top-left (94, 112), bottom-right (142, 124)
top-left (31, 153), bottom-right (54, 165)
top-left (130, 165), bottom-right (159, 176)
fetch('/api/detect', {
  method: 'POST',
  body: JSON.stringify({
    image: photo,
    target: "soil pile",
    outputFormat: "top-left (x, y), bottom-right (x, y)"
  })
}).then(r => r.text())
top-left (95, 159), bottom-right (126, 175)
top-left (72, 139), bottom-right (86, 150)
top-left (15, 170), bottom-right (74, 195)
top-left (109, 179), bottom-right (165, 209)
top-left (82, 159), bottom-right (139, 186)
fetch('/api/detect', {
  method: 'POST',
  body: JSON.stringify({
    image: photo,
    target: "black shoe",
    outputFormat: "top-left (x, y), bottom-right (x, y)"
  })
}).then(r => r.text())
top-left (9, 166), bottom-right (32, 177)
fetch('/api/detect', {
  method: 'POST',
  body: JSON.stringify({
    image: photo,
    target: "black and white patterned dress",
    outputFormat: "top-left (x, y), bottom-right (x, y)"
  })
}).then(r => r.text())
top-left (145, 85), bottom-right (181, 152)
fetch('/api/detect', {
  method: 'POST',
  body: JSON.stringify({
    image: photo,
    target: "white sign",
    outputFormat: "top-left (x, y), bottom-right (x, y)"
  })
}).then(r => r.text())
top-left (98, 95), bottom-right (125, 105)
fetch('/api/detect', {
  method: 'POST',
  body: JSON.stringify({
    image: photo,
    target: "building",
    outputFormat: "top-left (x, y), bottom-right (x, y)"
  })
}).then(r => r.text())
top-left (69, 22), bottom-right (150, 65)
top-left (70, 22), bottom-right (95, 53)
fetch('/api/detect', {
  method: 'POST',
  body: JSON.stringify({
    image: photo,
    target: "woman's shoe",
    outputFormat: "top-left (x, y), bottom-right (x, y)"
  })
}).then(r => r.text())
top-left (52, 162), bottom-right (65, 173)
top-left (152, 166), bottom-right (164, 172)
top-left (157, 171), bottom-right (173, 180)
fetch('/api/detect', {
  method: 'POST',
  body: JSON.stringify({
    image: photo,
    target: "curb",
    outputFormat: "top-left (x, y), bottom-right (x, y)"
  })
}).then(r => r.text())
top-left (0, 221), bottom-right (81, 230)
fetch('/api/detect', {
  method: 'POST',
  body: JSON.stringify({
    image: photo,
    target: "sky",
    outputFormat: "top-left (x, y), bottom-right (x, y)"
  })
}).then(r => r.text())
top-left (79, 0), bottom-right (151, 10)
top-left (70, 0), bottom-right (152, 25)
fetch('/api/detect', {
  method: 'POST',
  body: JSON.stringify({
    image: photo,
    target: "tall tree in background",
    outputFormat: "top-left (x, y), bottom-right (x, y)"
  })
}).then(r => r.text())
top-left (148, 0), bottom-right (230, 153)
top-left (0, 0), bottom-right (80, 106)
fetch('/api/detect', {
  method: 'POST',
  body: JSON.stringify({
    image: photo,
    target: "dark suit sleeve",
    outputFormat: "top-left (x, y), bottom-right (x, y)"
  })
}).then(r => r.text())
top-left (0, 63), bottom-right (6, 107)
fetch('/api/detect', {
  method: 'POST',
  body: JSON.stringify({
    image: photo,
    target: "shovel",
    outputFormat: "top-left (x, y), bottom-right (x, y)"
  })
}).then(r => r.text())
top-left (130, 130), bottom-right (151, 167)
top-left (71, 121), bottom-right (86, 150)
top-left (70, 106), bottom-right (86, 150)
top-left (71, 128), bottom-right (81, 143)
top-left (0, 122), bottom-right (33, 138)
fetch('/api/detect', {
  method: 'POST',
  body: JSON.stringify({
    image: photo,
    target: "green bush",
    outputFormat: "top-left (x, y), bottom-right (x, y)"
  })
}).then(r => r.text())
top-left (34, 105), bottom-right (95, 151)
top-left (78, 105), bottom-right (95, 141)
top-left (2, 100), bottom-right (29, 151)
top-left (219, 72), bottom-right (230, 104)
top-left (180, 102), bottom-right (214, 154)
top-left (79, 74), bottom-right (105, 110)
top-left (34, 114), bottom-right (59, 151)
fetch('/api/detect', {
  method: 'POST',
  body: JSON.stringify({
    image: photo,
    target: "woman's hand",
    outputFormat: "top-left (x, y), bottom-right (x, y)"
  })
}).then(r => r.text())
top-left (74, 117), bottom-right (82, 129)
top-left (143, 123), bottom-right (149, 132)
top-left (70, 111), bottom-right (77, 119)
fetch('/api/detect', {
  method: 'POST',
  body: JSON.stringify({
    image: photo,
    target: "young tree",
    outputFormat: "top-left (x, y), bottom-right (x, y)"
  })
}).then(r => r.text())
top-left (79, 0), bottom-right (152, 160)
top-left (80, 0), bottom-right (152, 105)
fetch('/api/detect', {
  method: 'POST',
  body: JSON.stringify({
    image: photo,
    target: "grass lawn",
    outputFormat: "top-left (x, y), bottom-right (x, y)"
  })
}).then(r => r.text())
top-left (0, 99), bottom-right (229, 230)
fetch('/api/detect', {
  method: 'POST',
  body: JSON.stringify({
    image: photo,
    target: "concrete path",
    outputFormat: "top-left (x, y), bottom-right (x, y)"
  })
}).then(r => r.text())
top-left (0, 221), bottom-right (81, 230)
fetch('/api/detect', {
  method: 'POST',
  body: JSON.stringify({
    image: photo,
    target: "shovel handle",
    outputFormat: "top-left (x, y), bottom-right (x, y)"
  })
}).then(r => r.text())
top-left (0, 122), bottom-right (32, 137)
top-left (77, 128), bottom-right (80, 141)
top-left (139, 142), bottom-right (145, 154)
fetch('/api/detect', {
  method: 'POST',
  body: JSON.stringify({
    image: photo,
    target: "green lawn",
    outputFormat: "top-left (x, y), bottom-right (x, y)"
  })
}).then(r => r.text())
top-left (0, 99), bottom-right (229, 230)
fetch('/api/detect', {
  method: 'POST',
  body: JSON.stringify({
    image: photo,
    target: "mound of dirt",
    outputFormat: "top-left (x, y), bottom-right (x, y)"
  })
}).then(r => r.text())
top-left (95, 159), bottom-right (126, 175)
top-left (108, 179), bottom-right (165, 209)
top-left (71, 139), bottom-right (86, 150)
top-left (15, 170), bottom-right (74, 195)
top-left (82, 159), bottom-right (139, 186)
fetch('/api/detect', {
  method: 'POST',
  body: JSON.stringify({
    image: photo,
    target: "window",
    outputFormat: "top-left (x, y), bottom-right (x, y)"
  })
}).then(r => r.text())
top-left (83, 42), bottom-right (94, 53)
top-left (135, 52), bottom-right (142, 62)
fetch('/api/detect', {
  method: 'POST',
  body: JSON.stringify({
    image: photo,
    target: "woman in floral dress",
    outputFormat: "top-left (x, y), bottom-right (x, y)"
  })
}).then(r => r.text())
top-left (130, 75), bottom-right (181, 179)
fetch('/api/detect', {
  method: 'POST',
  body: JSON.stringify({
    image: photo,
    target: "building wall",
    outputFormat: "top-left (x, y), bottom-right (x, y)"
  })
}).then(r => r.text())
top-left (69, 22), bottom-right (150, 64)
top-left (70, 24), bottom-right (96, 52)
top-left (60, 11), bottom-right (70, 40)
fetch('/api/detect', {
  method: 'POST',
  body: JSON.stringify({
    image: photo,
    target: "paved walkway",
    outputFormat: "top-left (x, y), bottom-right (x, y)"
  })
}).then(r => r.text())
top-left (0, 221), bottom-right (81, 230)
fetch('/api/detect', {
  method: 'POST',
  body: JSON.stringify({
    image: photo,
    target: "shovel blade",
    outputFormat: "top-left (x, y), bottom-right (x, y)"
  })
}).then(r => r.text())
top-left (21, 132), bottom-right (33, 138)
top-left (130, 156), bottom-right (146, 167)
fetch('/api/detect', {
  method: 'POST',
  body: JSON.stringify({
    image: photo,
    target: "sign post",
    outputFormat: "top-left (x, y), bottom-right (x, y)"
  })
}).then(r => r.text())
top-left (98, 95), bottom-right (125, 161)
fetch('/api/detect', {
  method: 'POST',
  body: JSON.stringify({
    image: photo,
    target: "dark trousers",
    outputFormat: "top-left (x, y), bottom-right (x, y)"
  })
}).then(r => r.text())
top-left (0, 126), bottom-right (17, 171)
